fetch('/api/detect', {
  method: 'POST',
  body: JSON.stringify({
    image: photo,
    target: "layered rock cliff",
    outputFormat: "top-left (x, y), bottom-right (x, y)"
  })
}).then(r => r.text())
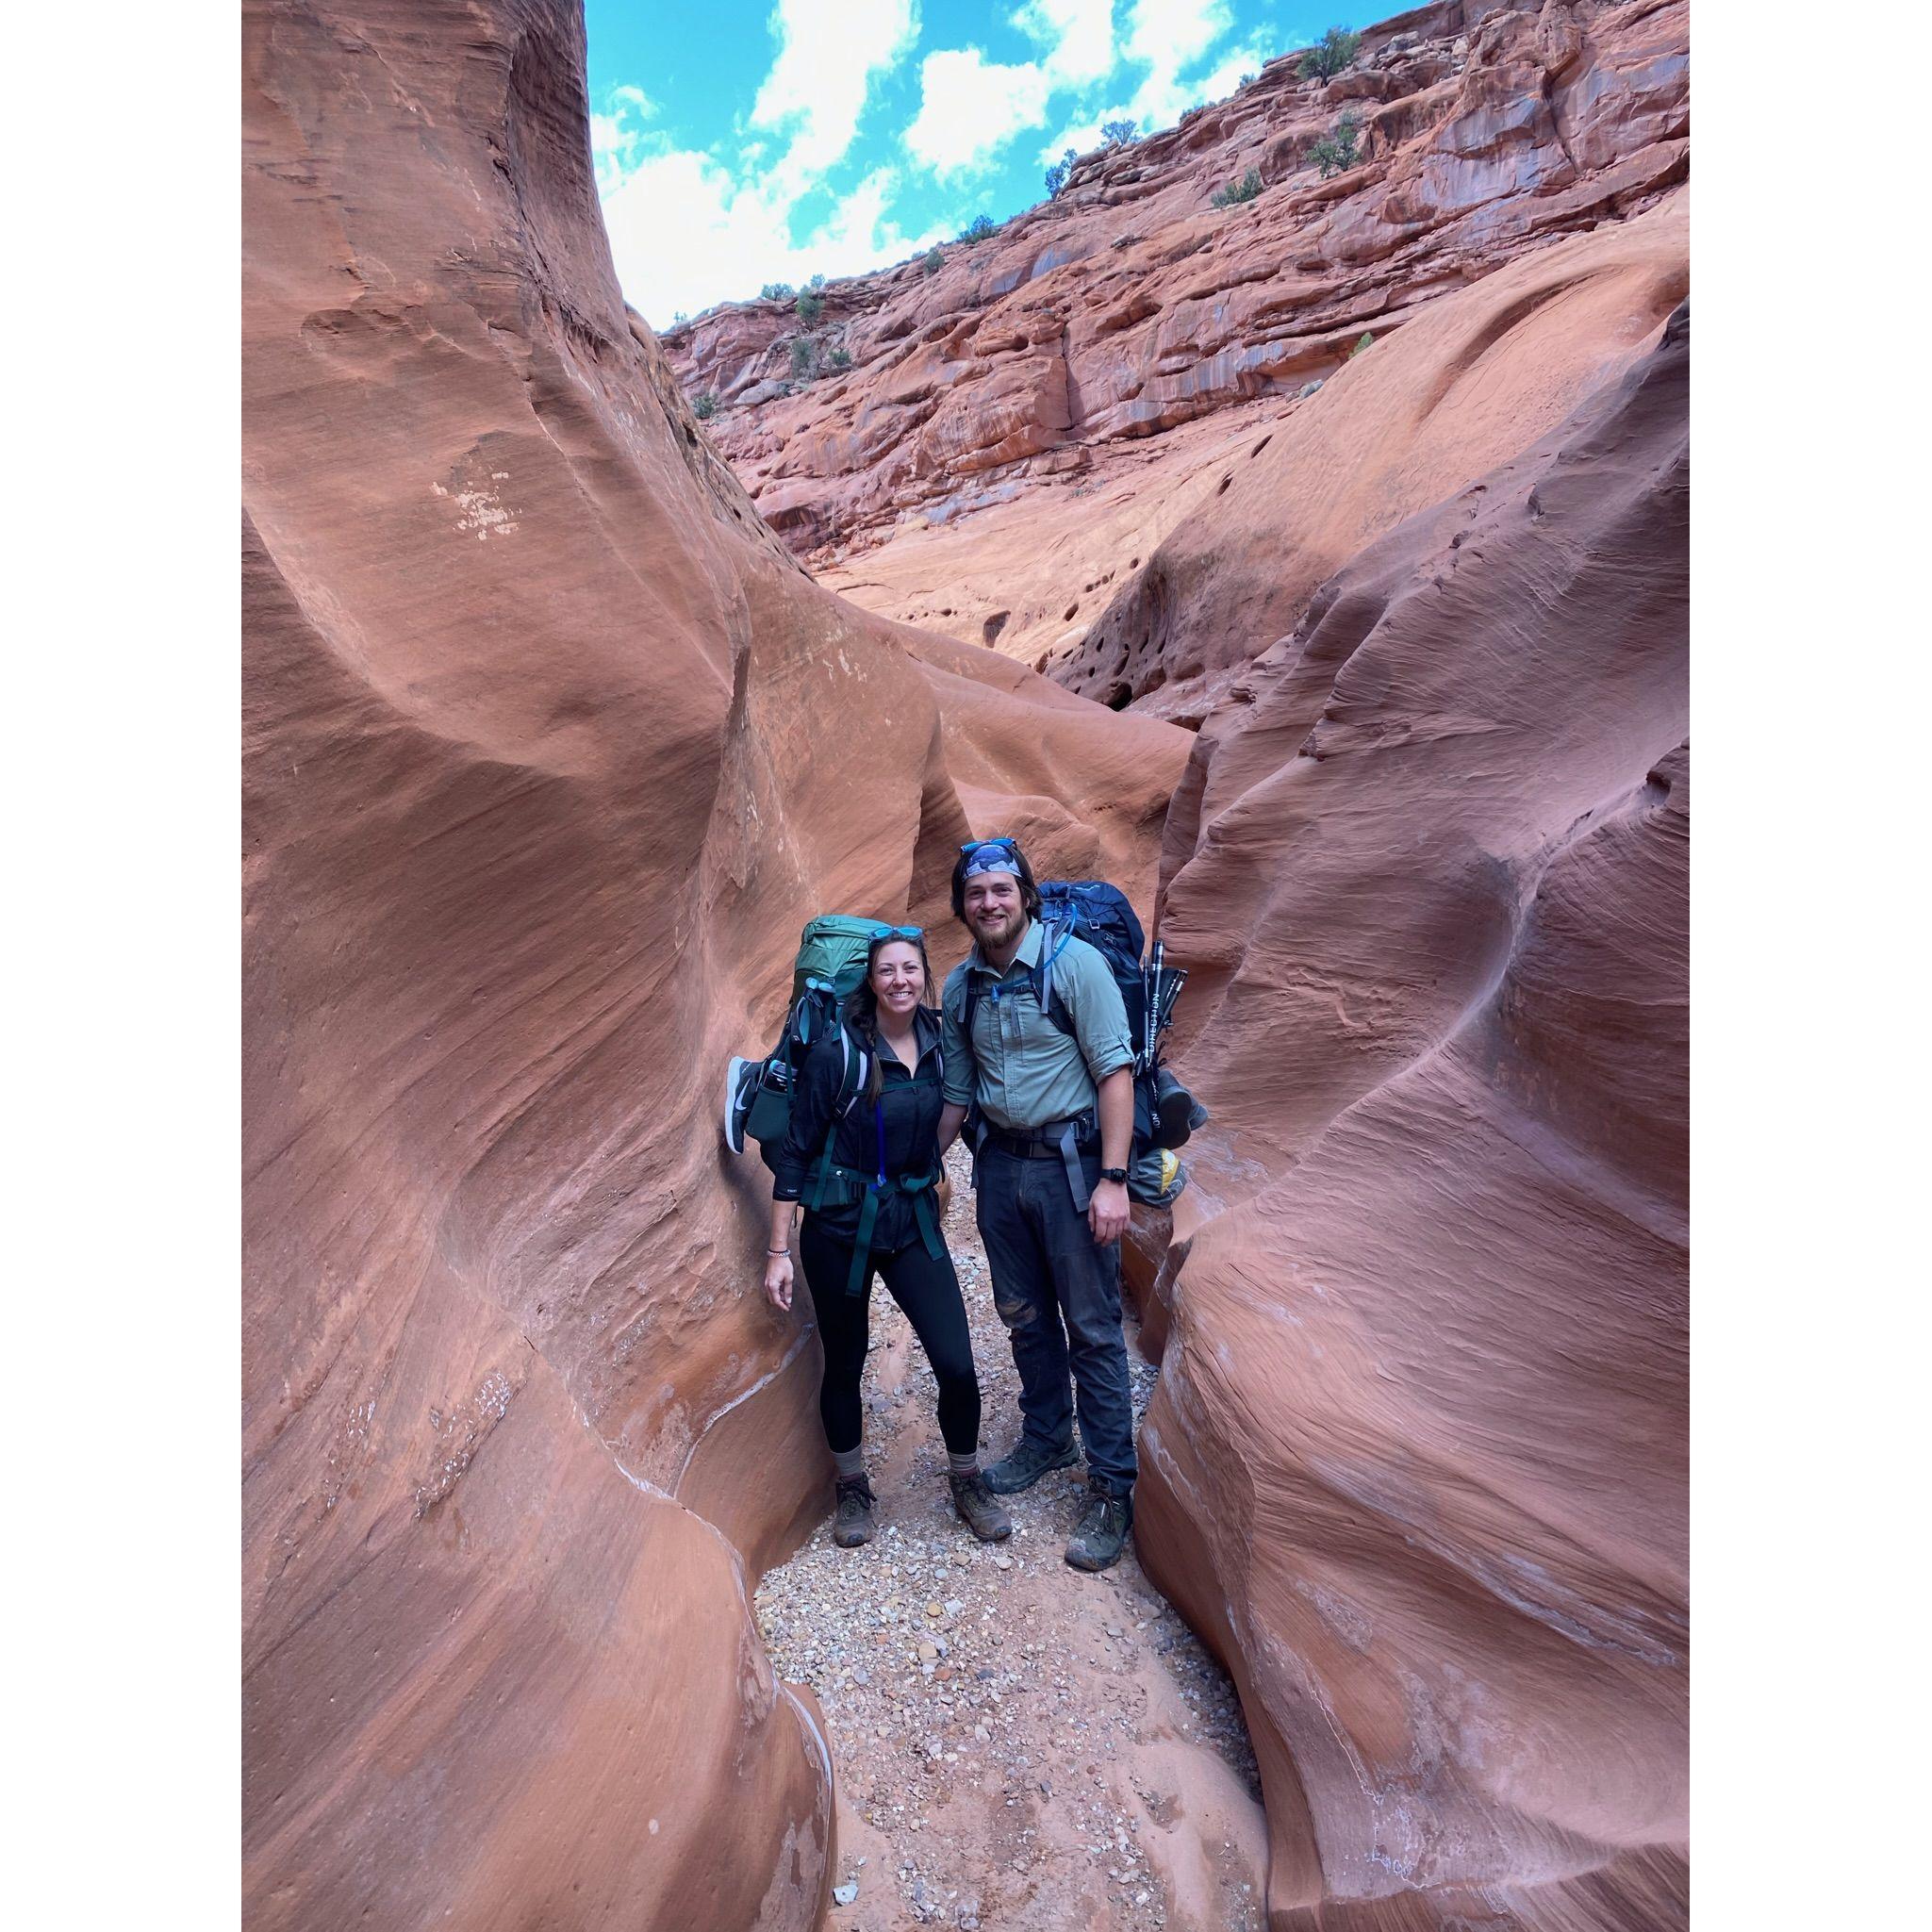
top-left (664, 0), bottom-right (1688, 718)
top-left (244, 2), bottom-right (1689, 1929)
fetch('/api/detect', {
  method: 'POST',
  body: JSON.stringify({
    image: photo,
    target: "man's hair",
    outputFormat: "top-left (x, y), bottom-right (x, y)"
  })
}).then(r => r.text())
top-left (949, 843), bottom-right (1044, 924)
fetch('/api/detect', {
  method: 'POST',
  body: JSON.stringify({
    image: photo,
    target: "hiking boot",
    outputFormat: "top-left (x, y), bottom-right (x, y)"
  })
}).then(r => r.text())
top-left (833, 1474), bottom-right (876, 1547)
top-left (1154, 1065), bottom-right (1209, 1149)
top-left (983, 1437), bottom-right (1080, 1495)
top-left (1064, 1483), bottom-right (1134, 1573)
top-left (949, 1468), bottom-right (1014, 1543)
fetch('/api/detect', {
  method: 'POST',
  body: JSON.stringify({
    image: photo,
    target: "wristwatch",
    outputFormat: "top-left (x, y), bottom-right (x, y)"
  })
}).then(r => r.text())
top-left (1099, 1166), bottom-right (1129, 1184)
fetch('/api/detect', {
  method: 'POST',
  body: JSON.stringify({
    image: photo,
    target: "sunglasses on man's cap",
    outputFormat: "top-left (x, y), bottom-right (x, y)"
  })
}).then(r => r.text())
top-left (959, 835), bottom-right (1021, 861)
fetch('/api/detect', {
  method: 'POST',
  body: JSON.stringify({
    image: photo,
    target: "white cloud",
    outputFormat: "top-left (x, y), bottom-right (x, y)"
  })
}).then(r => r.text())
top-left (590, 84), bottom-right (655, 195)
top-left (1038, 0), bottom-right (1257, 158)
top-left (1011, 0), bottom-right (1115, 87)
top-left (596, 0), bottom-right (933, 323)
top-left (904, 47), bottom-right (1056, 177)
top-left (1124, 0), bottom-right (1231, 70)
top-left (601, 151), bottom-right (946, 326)
top-left (750, 0), bottom-right (920, 201)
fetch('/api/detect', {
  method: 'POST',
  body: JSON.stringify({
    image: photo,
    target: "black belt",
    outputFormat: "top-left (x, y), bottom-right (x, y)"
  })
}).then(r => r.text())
top-left (982, 1117), bottom-right (1098, 1207)
top-left (986, 1130), bottom-right (1071, 1161)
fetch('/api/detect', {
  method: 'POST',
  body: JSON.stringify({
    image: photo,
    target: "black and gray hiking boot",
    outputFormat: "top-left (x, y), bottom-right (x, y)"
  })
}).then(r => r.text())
top-left (983, 1436), bottom-right (1080, 1495)
top-left (833, 1474), bottom-right (876, 1547)
top-left (1064, 1483), bottom-right (1133, 1572)
top-left (949, 1468), bottom-right (1014, 1542)
top-left (1154, 1065), bottom-right (1209, 1148)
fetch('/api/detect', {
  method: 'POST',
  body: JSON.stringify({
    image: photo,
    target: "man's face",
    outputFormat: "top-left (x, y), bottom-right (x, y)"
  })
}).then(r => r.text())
top-left (964, 870), bottom-right (1024, 949)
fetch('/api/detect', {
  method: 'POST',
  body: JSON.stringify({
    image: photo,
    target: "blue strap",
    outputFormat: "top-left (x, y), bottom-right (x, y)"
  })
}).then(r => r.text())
top-left (846, 1098), bottom-right (890, 1296)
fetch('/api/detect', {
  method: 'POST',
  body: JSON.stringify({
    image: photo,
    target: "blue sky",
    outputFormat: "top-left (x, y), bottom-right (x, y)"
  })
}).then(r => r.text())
top-left (586, 2), bottom-right (1372, 325)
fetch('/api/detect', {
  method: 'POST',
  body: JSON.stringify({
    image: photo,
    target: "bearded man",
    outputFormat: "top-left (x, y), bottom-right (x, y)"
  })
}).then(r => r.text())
top-left (936, 836), bottom-right (1137, 1573)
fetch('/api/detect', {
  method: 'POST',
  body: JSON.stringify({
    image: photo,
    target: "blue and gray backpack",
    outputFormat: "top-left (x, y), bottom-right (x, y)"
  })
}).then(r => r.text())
top-left (958, 879), bottom-right (1206, 1208)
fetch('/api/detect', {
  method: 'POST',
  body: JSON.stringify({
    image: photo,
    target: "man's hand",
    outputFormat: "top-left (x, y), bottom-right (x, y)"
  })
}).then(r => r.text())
top-left (1088, 1177), bottom-right (1131, 1246)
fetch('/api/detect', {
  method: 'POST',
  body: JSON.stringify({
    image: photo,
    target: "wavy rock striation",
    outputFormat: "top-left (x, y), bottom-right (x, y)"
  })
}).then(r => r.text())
top-left (1137, 305), bottom-right (1690, 1928)
top-left (241, 3), bottom-right (1185, 1924)
top-left (666, 0), bottom-right (1687, 707)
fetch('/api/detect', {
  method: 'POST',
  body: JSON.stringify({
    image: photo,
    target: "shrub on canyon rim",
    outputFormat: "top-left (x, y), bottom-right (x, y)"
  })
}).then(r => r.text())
top-left (759, 280), bottom-right (795, 302)
top-left (959, 213), bottom-right (997, 242)
top-left (1299, 26), bottom-right (1362, 80)
top-left (921, 246), bottom-right (944, 276)
top-left (1100, 118), bottom-right (1138, 146)
top-left (1045, 146), bottom-right (1079, 196)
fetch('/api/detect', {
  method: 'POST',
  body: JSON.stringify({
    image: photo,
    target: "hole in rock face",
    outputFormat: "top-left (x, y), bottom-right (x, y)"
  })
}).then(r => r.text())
top-left (1064, 604), bottom-right (1079, 621)
top-left (983, 611), bottom-right (1011, 646)
top-left (1105, 683), bottom-right (1133, 710)
top-left (1250, 435), bottom-right (1271, 457)
top-left (1130, 556), bottom-right (1141, 569)
top-left (1216, 475), bottom-right (1232, 495)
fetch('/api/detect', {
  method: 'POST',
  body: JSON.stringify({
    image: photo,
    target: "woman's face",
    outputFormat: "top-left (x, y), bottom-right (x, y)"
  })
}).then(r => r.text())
top-left (869, 941), bottom-right (924, 1020)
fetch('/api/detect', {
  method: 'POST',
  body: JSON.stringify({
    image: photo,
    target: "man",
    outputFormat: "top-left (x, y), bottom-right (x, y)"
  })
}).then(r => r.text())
top-left (937, 836), bottom-right (1138, 1572)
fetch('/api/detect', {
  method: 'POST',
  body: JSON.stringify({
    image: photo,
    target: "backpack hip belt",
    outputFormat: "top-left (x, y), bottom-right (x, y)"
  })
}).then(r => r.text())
top-left (807, 1161), bottom-right (946, 1295)
top-left (806, 1079), bottom-right (946, 1295)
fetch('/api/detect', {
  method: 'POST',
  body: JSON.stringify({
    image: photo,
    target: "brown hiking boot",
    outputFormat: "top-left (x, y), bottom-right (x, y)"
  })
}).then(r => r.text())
top-left (833, 1474), bottom-right (876, 1547)
top-left (949, 1467), bottom-right (1013, 1543)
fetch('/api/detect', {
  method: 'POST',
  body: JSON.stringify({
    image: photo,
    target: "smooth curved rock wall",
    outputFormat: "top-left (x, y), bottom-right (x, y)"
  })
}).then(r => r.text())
top-left (1136, 305), bottom-right (1690, 1929)
top-left (241, 3), bottom-right (1186, 1923)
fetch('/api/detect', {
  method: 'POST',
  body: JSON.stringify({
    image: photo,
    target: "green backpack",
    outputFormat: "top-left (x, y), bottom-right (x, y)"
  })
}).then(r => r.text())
top-left (722, 916), bottom-right (883, 1171)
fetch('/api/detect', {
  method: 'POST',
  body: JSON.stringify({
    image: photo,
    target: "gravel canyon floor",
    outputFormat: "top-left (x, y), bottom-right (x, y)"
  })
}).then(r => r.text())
top-left (757, 1147), bottom-right (1265, 1932)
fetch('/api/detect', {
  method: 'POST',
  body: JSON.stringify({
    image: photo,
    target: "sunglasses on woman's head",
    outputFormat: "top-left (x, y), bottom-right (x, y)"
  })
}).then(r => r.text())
top-left (869, 923), bottom-right (925, 941)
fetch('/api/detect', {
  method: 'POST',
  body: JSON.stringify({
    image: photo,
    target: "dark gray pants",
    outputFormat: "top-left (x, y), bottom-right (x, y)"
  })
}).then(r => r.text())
top-left (976, 1142), bottom-right (1137, 1495)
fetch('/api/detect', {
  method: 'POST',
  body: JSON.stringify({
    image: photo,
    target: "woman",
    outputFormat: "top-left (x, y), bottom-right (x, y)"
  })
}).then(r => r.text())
top-left (765, 926), bottom-right (1012, 1550)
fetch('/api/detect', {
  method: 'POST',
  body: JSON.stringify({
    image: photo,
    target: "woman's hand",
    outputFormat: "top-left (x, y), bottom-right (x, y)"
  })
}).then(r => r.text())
top-left (764, 1249), bottom-right (795, 1312)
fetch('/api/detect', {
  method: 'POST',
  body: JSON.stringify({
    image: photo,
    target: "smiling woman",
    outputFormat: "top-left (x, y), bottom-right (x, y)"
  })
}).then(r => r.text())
top-left (584, 0), bottom-right (1356, 323)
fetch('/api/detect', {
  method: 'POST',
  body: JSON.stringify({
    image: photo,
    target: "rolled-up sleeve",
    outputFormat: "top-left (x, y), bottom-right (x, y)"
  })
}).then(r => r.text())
top-left (770, 1036), bottom-right (840, 1201)
top-left (1065, 943), bottom-right (1133, 1082)
top-left (939, 971), bottom-right (975, 1106)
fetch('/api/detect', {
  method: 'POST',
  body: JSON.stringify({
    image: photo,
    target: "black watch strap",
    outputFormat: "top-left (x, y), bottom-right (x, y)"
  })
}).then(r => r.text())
top-left (1099, 1166), bottom-right (1129, 1184)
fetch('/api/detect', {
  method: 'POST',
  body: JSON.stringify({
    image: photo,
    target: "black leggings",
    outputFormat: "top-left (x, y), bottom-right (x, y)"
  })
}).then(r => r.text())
top-left (799, 1215), bottom-right (982, 1458)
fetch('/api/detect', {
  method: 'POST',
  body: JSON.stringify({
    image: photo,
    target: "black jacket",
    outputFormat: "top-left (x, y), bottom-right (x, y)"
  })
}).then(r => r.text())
top-left (771, 1008), bottom-right (947, 1249)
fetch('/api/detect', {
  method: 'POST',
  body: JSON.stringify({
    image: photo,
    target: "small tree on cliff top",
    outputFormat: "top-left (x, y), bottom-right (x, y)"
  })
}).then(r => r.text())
top-left (1100, 117), bottom-right (1138, 146)
top-left (1299, 26), bottom-right (1362, 81)
top-left (1045, 146), bottom-right (1079, 196)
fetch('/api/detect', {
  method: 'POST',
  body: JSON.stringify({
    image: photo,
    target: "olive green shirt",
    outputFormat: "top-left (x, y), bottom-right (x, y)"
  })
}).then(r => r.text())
top-left (940, 918), bottom-right (1133, 1131)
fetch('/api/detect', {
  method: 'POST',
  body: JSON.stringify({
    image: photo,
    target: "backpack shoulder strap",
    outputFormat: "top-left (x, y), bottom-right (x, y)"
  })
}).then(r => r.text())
top-left (1033, 921), bottom-right (1077, 1040)
top-left (807, 1024), bottom-right (869, 1210)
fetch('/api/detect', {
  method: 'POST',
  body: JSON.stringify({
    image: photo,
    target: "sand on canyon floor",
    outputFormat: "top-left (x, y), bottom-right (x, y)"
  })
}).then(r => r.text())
top-left (755, 1144), bottom-right (1267, 1932)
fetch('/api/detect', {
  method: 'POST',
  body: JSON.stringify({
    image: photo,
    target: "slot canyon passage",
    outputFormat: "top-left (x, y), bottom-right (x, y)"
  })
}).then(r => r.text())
top-left (241, 2), bottom-right (1688, 1929)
